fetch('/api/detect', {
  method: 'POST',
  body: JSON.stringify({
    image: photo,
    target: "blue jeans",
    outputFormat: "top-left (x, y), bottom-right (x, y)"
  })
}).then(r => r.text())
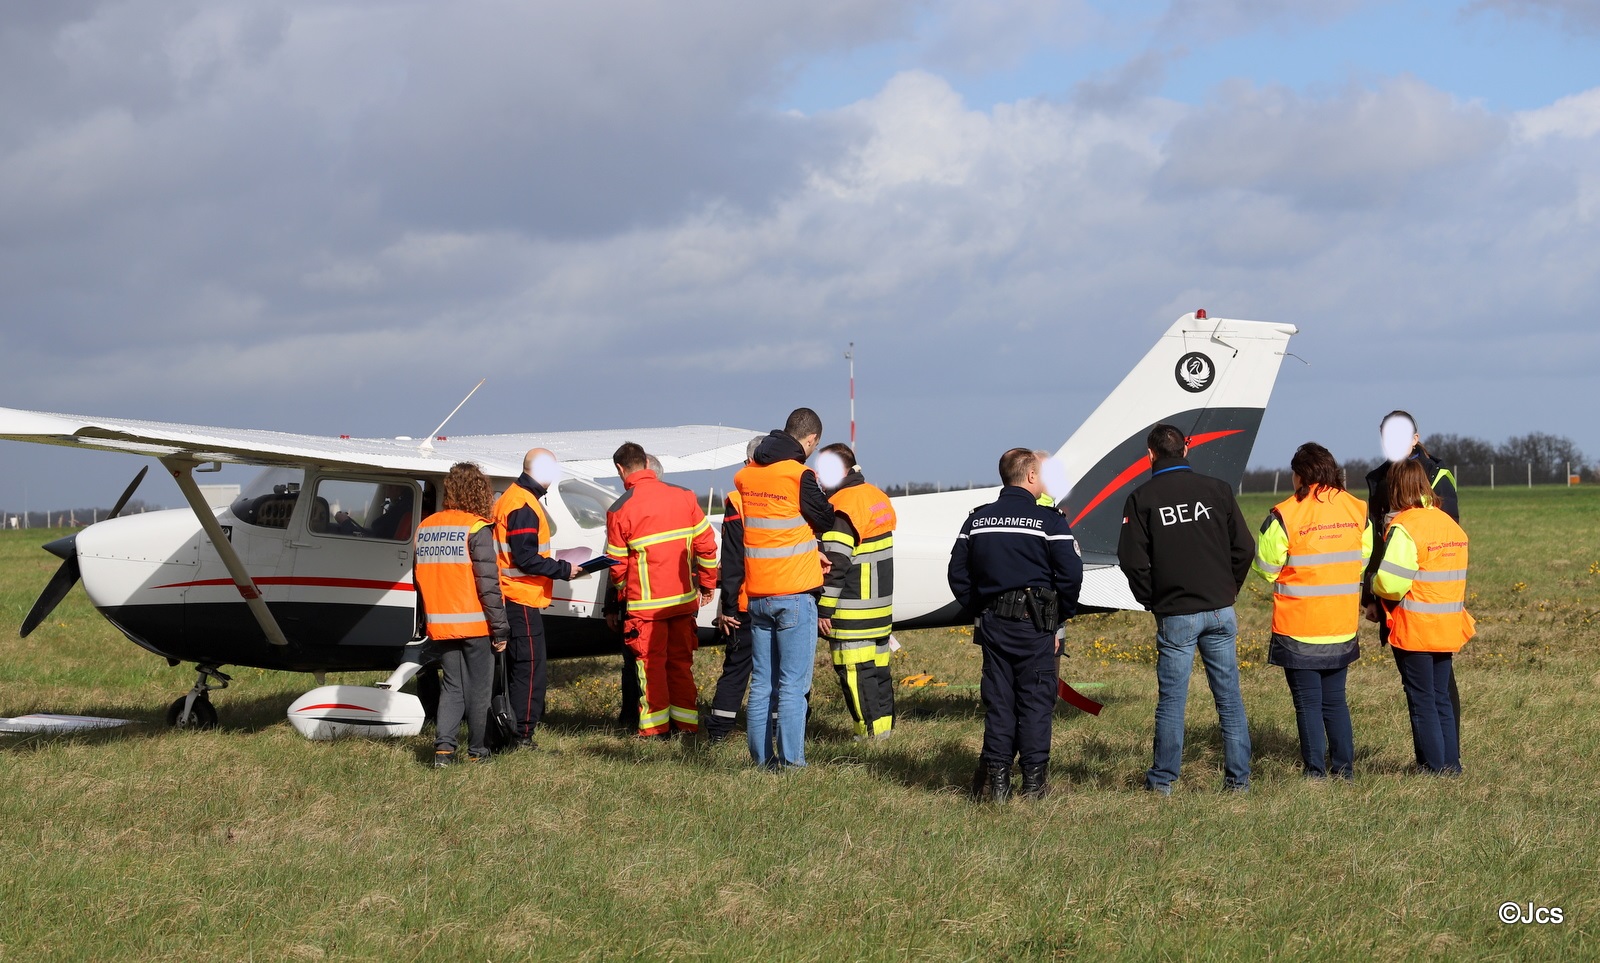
top-left (747, 594), bottom-right (818, 767)
top-left (1284, 666), bottom-right (1353, 778)
top-left (1147, 607), bottom-right (1252, 791)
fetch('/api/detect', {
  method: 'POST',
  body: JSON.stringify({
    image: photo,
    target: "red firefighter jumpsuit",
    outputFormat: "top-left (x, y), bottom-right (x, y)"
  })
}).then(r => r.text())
top-left (604, 468), bottom-right (718, 735)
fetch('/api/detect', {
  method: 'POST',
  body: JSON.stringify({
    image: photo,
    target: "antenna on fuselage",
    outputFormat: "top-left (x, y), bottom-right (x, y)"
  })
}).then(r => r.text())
top-left (419, 378), bottom-right (486, 452)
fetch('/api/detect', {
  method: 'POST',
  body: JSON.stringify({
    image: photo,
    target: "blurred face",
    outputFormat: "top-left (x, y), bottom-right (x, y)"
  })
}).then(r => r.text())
top-left (1381, 415), bottom-right (1418, 464)
top-left (813, 451), bottom-right (848, 491)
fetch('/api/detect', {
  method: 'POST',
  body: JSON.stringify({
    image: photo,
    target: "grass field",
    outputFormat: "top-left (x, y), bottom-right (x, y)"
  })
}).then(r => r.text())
top-left (1, 487), bottom-right (1596, 961)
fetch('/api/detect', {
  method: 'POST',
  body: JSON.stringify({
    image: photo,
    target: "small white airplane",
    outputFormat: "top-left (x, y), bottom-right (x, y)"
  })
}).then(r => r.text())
top-left (0, 311), bottom-right (1296, 735)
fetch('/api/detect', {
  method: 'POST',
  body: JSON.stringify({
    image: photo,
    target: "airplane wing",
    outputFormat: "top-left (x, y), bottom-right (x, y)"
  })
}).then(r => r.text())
top-left (0, 406), bottom-right (761, 479)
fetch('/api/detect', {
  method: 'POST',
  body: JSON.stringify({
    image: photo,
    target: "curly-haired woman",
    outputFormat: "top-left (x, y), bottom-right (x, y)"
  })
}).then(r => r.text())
top-left (413, 462), bottom-right (509, 766)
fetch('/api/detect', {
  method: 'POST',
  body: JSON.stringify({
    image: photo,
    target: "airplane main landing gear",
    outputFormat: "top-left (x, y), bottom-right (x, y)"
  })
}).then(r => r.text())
top-left (166, 665), bottom-right (230, 729)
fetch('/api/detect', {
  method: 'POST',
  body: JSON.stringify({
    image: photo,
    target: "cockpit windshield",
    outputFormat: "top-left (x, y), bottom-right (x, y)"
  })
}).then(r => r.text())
top-left (228, 467), bottom-right (304, 529)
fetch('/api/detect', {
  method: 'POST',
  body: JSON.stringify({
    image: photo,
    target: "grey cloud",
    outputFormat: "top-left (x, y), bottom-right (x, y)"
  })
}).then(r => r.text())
top-left (1071, 49), bottom-right (1172, 112)
top-left (1155, 77), bottom-right (1508, 210)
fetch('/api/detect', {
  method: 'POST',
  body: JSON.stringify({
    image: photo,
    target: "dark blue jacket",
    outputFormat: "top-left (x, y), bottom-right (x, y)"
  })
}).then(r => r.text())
top-left (947, 486), bottom-right (1083, 617)
top-left (504, 473), bottom-right (575, 582)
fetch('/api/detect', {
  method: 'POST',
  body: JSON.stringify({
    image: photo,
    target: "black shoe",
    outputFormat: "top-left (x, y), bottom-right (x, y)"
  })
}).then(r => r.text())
top-left (513, 736), bottom-right (537, 751)
top-left (432, 749), bottom-right (456, 769)
top-left (467, 752), bottom-right (494, 765)
top-left (970, 762), bottom-right (1012, 802)
top-left (705, 729), bottom-right (728, 745)
top-left (1019, 764), bottom-right (1050, 800)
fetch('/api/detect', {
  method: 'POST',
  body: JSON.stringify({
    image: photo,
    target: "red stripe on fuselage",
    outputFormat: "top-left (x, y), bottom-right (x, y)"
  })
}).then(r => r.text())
top-left (1068, 430), bottom-right (1243, 528)
top-left (295, 703), bottom-right (378, 713)
top-left (154, 576), bottom-right (415, 592)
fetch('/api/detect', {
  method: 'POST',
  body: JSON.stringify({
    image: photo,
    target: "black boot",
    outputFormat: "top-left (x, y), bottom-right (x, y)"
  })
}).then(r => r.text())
top-left (1019, 764), bottom-right (1050, 799)
top-left (986, 763), bottom-right (1012, 802)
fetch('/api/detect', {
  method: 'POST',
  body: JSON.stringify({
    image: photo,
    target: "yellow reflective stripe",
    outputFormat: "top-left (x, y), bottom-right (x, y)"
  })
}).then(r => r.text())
top-left (628, 525), bottom-right (703, 550)
top-left (637, 552), bottom-right (652, 601)
top-left (694, 555), bottom-right (718, 569)
top-left (856, 535), bottom-right (893, 553)
top-left (669, 706), bottom-right (699, 724)
top-left (626, 591), bottom-right (698, 611)
top-left (640, 708), bottom-right (670, 728)
top-left (821, 530), bottom-right (855, 547)
top-left (861, 559), bottom-right (871, 600)
top-left (829, 625), bottom-right (893, 641)
top-left (605, 543), bottom-right (627, 557)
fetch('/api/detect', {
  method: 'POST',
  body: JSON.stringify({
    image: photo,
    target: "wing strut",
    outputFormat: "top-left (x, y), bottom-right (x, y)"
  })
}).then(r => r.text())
top-left (161, 456), bottom-right (290, 647)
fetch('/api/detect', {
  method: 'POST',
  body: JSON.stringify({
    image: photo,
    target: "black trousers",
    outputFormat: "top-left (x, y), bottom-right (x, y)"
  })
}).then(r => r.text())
top-left (706, 618), bottom-right (754, 736)
top-left (506, 601), bottom-right (548, 739)
top-left (616, 642), bottom-right (640, 729)
top-left (976, 612), bottom-right (1058, 769)
top-left (1380, 609), bottom-right (1460, 761)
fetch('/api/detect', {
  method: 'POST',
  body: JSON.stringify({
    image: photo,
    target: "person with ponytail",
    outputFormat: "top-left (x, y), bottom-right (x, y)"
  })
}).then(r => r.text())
top-left (1252, 443), bottom-right (1372, 778)
top-left (1371, 459), bottom-right (1474, 774)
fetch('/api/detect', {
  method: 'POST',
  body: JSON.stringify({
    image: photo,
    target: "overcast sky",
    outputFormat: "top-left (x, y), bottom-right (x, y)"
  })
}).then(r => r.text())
top-left (2, 0), bottom-right (1597, 514)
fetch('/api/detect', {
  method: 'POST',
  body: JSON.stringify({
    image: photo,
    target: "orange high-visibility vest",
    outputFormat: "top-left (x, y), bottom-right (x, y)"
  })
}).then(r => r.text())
top-left (723, 488), bottom-right (749, 613)
top-left (494, 484), bottom-right (555, 608)
top-left (1265, 486), bottom-right (1367, 640)
top-left (1385, 507), bottom-right (1475, 653)
top-left (414, 509), bottom-right (491, 640)
top-left (735, 459), bottom-right (822, 597)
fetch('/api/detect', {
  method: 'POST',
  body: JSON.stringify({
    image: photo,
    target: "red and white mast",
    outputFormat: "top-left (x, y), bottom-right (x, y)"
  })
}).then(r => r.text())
top-left (845, 342), bottom-right (856, 449)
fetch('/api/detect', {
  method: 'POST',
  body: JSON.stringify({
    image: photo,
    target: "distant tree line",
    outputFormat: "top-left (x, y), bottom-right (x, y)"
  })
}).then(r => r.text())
top-left (1242, 432), bottom-right (1593, 492)
top-left (0, 500), bottom-right (162, 530)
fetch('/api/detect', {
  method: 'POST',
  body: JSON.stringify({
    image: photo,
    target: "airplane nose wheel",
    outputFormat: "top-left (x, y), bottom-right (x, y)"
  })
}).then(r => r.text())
top-left (166, 665), bottom-right (229, 729)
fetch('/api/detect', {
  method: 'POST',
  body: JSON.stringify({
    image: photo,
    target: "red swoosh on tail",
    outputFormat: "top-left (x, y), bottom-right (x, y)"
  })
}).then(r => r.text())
top-left (1068, 429), bottom-right (1243, 528)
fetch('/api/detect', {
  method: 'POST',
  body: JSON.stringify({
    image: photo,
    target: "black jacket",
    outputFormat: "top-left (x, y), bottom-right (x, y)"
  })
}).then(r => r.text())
top-left (1361, 448), bottom-right (1458, 604)
top-left (504, 474), bottom-right (576, 582)
top-left (1116, 457), bottom-right (1254, 617)
top-left (718, 496), bottom-right (746, 618)
top-left (751, 430), bottom-right (834, 536)
top-left (947, 486), bottom-right (1083, 618)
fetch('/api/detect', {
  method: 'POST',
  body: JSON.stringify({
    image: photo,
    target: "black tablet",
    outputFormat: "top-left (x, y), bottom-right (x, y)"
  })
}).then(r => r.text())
top-left (577, 555), bottom-right (620, 573)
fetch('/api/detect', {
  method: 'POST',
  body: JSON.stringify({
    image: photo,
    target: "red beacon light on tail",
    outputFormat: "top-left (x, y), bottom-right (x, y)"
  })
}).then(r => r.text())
top-left (1195, 309), bottom-right (1207, 319)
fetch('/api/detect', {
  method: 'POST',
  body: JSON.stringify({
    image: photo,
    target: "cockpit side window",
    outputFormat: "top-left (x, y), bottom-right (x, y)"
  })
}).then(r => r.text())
top-left (308, 477), bottom-right (417, 541)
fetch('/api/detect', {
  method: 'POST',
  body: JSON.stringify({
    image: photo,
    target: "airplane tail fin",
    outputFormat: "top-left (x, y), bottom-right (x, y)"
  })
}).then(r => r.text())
top-left (1055, 312), bottom-right (1298, 560)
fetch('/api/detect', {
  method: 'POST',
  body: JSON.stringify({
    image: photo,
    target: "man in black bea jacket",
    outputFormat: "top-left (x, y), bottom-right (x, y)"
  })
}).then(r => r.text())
top-left (1117, 423), bottom-right (1255, 794)
top-left (949, 448), bottom-right (1083, 802)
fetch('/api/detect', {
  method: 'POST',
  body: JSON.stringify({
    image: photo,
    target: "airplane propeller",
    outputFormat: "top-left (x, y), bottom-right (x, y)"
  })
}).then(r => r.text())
top-left (19, 467), bottom-right (148, 638)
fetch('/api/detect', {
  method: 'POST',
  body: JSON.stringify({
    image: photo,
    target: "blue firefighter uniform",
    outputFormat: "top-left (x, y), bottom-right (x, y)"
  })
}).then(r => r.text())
top-left (948, 485), bottom-right (1083, 800)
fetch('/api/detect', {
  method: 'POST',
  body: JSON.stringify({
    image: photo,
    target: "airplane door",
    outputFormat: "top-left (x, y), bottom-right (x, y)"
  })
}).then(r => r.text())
top-left (287, 474), bottom-right (419, 653)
